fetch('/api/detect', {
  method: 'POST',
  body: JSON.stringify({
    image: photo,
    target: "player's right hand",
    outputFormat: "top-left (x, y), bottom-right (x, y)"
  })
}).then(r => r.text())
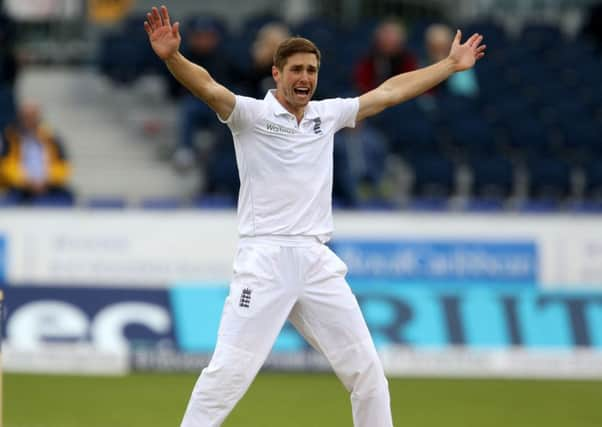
top-left (144, 5), bottom-right (181, 61)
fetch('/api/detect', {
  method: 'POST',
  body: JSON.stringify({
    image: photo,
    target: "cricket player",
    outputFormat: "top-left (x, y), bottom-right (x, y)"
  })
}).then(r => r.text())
top-left (144, 6), bottom-right (485, 426)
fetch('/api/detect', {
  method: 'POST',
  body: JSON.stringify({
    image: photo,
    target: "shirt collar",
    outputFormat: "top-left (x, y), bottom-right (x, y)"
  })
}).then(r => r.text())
top-left (265, 90), bottom-right (319, 121)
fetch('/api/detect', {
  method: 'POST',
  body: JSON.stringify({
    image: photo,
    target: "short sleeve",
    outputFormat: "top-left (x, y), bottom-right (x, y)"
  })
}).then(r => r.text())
top-left (217, 95), bottom-right (262, 135)
top-left (327, 97), bottom-right (360, 132)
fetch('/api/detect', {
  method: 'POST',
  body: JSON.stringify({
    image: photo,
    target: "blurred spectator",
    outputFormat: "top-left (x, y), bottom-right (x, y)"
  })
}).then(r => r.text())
top-left (201, 22), bottom-right (290, 200)
top-left (424, 24), bottom-right (479, 98)
top-left (239, 22), bottom-right (290, 98)
top-left (353, 18), bottom-right (418, 94)
top-left (333, 122), bottom-right (389, 207)
top-left (0, 10), bottom-right (18, 130)
top-left (168, 17), bottom-right (236, 171)
top-left (0, 101), bottom-right (73, 204)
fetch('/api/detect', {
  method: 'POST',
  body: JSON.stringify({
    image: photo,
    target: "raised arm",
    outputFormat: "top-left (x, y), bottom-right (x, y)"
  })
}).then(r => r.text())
top-left (144, 6), bottom-right (235, 120)
top-left (357, 30), bottom-right (485, 122)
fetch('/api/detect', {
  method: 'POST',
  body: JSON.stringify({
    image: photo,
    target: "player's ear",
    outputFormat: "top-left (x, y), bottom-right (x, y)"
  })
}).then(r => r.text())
top-left (272, 65), bottom-right (280, 83)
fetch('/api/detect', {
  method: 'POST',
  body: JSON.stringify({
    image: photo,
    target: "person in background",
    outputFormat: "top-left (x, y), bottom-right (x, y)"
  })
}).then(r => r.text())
top-left (353, 18), bottom-right (418, 93)
top-left (424, 23), bottom-right (479, 98)
top-left (201, 22), bottom-right (291, 200)
top-left (333, 122), bottom-right (389, 207)
top-left (239, 22), bottom-right (291, 98)
top-left (168, 16), bottom-right (236, 171)
top-left (0, 101), bottom-right (73, 204)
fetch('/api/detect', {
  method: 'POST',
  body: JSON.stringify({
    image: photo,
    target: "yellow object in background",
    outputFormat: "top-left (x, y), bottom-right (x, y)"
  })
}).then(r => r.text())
top-left (88, 0), bottom-right (134, 24)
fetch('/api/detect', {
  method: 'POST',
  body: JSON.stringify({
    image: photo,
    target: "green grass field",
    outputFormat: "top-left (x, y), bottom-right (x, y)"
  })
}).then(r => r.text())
top-left (5, 372), bottom-right (602, 427)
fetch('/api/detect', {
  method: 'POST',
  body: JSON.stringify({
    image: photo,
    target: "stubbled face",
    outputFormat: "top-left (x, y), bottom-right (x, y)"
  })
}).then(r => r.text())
top-left (273, 52), bottom-right (319, 113)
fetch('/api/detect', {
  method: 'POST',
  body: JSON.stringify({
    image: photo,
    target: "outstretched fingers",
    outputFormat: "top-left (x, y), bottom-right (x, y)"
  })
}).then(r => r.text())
top-left (152, 7), bottom-right (163, 28)
top-left (145, 6), bottom-right (172, 35)
top-left (144, 20), bottom-right (152, 36)
top-left (453, 29), bottom-right (462, 46)
top-left (476, 44), bottom-right (487, 59)
top-left (465, 33), bottom-right (482, 48)
top-left (161, 5), bottom-right (171, 27)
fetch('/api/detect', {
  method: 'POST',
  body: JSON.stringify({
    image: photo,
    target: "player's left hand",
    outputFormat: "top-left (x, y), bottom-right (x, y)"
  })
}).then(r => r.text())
top-left (448, 30), bottom-right (486, 72)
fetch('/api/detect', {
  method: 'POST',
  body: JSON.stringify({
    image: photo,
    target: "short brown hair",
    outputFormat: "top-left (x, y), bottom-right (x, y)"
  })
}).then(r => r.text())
top-left (273, 37), bottom-right (321, 70)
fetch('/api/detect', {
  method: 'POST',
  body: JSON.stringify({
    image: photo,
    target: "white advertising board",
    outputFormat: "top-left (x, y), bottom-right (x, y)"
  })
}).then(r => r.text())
top-left (0, 209), bottom-right (238, 286)
top-left (1, 209), bottom-right (602, 288)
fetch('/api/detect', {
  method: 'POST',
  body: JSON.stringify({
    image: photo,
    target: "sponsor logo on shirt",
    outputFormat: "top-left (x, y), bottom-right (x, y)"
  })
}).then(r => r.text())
top-left (264, 120), bottom-right (297, 135)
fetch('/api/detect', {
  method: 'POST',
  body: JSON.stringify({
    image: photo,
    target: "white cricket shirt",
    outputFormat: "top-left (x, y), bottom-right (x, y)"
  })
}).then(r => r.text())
top-left (219, 90), bottom-right (359, 240)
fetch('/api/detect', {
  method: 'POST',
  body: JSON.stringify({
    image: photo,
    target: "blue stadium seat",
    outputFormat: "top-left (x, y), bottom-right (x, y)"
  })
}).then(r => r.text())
top-left (526, 156), bottom-right (573, 201)
top-left (520, 22), bottom-right (564, 52)
top-left (559, 120), bottom-right (600, 160)
top-left (567, 200), bottom-right (602, 213)
top-left (517, 199), bottom-right (561, 213)
top-left (140, 197), bottom-right (182, 209)
top-left (405, 196), bottom-right (449, 211)
top-left (30, 194), bottom-right (75, 208)
top-left (463, 18), bottom-right (508, 50)
top-left (0, 192), bottom-right (17, 207)
top-left (445, 116), bottom-right (496, 157)
top-left (192, 194), bottom-right (236, 209)
top-left (463, 198), bottom-right (506, 212)
top-left (507, 118), bottom-right (552, 157)
top-left (468, 155), bottom-right (515, 200)
top-left (356, 198), bottom-right (397, 211)
top-left (85, 197), bottom-right (127, 209)
top-left (582, 158), bottom-right (602, 200)
top-left (407, 153), bottom-right (456, 198)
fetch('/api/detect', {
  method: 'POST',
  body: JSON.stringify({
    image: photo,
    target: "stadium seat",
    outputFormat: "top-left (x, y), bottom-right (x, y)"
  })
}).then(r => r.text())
top-left (445, 116), bottom-right (496, 157)
top-left (582, 158), bottom-right (602, 200)
top-left (30, 194), bottom-right (75, 208)
top-left (407, 153), bottom-right (456, 199)
top-left (463, 197), bottom-right (506, 212)
top-left (468, 154), bottom-right (515, 200)
top-left (85, 197), bottom-right (127, 209)
top-left (517, 198), bottom-right (561, 213)
top-left (0, 192), bottom-right (17, 207)
top-left (405, 196), bottom-right (449, 211)
top-left (567, 200), bottom-right (602, 213)
top-left (507, 117), bottom-right (553, 157)
top-left (526, 156), bottom-right (573, 201)
top-left (140, 197), bottom-right (182, 209)
top-left (520, 22), bottom-right (564, 52)
top-left (192, 194), bottom-right (237, 209)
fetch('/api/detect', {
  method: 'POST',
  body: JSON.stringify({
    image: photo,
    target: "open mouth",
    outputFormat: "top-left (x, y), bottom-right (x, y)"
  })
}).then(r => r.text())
top-left (294, 87), bottom-right (311, 97)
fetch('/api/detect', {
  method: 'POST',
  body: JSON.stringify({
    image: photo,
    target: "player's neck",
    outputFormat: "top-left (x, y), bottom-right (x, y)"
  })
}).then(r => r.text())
top-left (274, 90), bottom-right (305, 124)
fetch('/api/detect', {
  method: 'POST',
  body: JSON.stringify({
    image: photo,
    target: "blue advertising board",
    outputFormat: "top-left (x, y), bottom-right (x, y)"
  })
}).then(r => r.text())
top-left (169, 284), bottom-right (602, 353)
top-left (329, 239), bottom-right (537, 284)
top-left (4, 284), bottom-right (601, 359)
top-left (1, 287), bottom-right (175, 352)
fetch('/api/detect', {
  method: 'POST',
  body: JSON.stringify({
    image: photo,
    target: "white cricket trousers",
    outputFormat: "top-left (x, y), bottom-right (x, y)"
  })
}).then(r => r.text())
top-left (180, 236), bottom-right (393, 427)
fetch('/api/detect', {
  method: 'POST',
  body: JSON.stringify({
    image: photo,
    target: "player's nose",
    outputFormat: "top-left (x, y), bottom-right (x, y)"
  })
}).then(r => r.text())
top-left (298, 71), bottom-right (311, 84)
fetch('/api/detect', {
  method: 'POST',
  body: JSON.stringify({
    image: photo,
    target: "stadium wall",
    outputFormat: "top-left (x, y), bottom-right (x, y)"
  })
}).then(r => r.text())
top-left (1, 209), bottom-right (601, 377)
